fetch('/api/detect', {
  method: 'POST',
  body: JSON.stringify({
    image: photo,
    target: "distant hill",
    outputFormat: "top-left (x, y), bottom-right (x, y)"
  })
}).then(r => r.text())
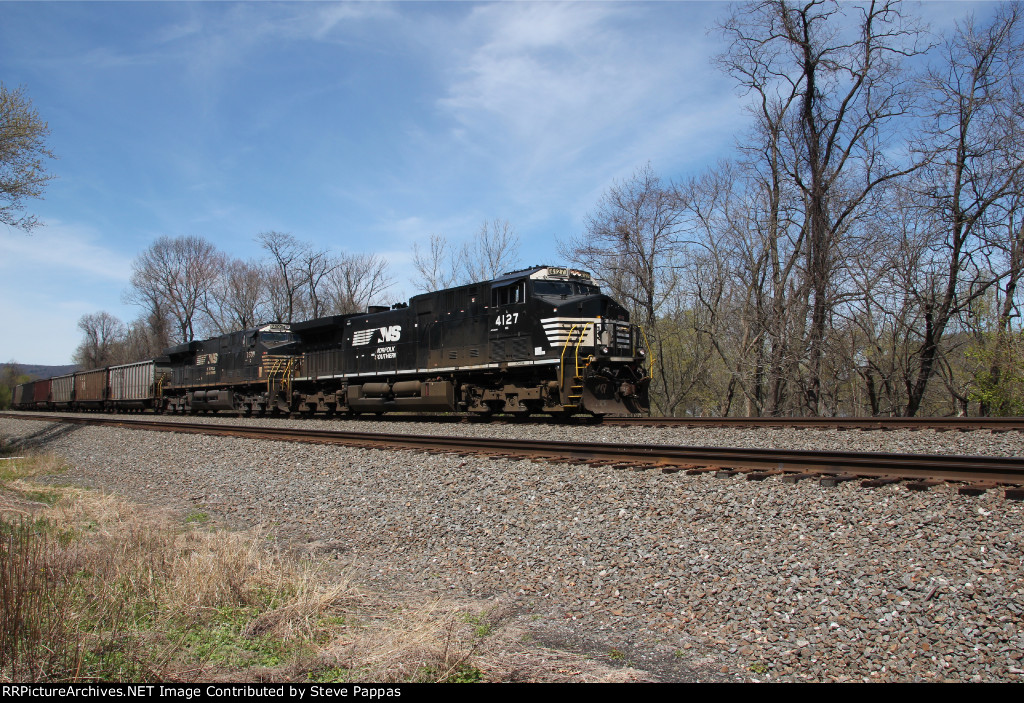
top-left (2, 363), bottom-right (79, 380)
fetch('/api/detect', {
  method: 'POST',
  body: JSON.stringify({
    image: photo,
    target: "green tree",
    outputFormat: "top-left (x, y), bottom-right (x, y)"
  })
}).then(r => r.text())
top-left (0, 83), bottom-right (56, 231)
top-left (967, 332), bottom-right (1024, 416)
top-left (0, 362), bottom-right (33, 410)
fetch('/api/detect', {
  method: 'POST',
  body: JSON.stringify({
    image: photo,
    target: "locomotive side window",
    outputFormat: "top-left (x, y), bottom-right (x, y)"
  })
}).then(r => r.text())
top-left (491, 281), bottom-right (525, 306)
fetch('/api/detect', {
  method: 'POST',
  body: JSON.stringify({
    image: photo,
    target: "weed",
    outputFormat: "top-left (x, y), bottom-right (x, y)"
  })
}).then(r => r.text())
top-left (444, 664), bottom-right (484, 683)
top-left (312, 666), bottom-right (357, 683)
top-left (608, 648), bottom-right (625, 661)
top-left (416, 663), bottom-right (484, 683)
top-left (0, 516), bottom-right (84, 682)
top-left (185, 511), bottom-right (209, 524)
top-left (749, 662), bottom-right (769, 674)
top-left (461, 612), bottom-right (493, 638)
top-left (23, 489), bottom-right (61, 506)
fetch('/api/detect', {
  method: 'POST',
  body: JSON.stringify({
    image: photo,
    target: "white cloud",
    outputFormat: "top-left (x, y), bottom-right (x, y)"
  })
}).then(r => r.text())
top-left (432, 2), bottom-right (744, 196)
top-left (0, 221), bottom-right (134, 282)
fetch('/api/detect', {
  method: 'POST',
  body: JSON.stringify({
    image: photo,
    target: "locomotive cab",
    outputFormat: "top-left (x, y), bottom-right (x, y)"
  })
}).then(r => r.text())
top-left (479, 266), bottom-right (651, 415)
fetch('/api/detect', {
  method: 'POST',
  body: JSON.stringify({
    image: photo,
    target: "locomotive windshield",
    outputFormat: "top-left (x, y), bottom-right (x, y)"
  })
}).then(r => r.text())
top-left (260, 332), bottom-right (295, 346)
top-left (533, 280), bottom-right (600, 297)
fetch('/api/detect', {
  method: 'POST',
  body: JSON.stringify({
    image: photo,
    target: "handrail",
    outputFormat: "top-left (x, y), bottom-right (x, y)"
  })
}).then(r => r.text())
top-left (265, 355), bottom-right (298, 397)
top-left (559, 324), bottom-right (579, 390)
top-left (556, 322), bottom-right (593, 408)
top-left (573, 322), bottom-right (593, 378)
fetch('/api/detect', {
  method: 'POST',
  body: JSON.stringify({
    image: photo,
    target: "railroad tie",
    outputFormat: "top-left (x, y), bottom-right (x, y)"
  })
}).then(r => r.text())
top-left (781, 472), bottom-right (819, 484)
top-left (957, 482), bottom-right (996, 496)
top-left (745, 470), bottom-right (785, 481)
top-left (611, 462), bottom-right (655, 471)
top-left (660, 464), bottom-right (698, 474)
top-left (860, 477), bottom-right (903, 488)
top-left (818, 473), bottom-right (858, 487)
top-left (905, 480), bottom-right (942, 491)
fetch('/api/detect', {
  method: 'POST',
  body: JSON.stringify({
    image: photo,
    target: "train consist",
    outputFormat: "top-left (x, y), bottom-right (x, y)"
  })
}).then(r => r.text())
top-left (13, 266), bottom-right (651, 417)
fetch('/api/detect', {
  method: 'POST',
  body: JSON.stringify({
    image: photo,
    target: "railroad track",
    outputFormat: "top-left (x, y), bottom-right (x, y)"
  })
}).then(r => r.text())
top-left (5, 409), bottom-right (1023, 431)
top-left (5, 412), bottom-right (1024, 499)
top-left (604, 416), bottom-right (1024, 431)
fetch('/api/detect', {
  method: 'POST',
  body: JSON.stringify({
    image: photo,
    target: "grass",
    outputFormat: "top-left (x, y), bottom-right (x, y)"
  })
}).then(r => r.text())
top-left (0, 436), bottom-right (653, 684)
top-left (0, 440), bottom-right (495, 683)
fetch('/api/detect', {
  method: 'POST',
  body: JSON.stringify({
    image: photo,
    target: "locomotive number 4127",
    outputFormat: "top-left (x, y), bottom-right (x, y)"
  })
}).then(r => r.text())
top-left (496, 312), bottom-right (519, 326)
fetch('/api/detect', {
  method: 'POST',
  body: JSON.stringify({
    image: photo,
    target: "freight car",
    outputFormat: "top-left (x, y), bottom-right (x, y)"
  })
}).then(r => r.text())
top-left (11, 363), bottom-right (167, 412)
top-left (13, 266), bottom-right (651, 418)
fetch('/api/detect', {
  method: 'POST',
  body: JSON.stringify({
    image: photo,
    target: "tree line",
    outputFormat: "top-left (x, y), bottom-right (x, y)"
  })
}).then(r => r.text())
top-left (73, 222), bottom-right (522, 370)
top-left (560, 1), bottom-right (1024, 417)
top-left (74, 232), bottom-right (394, 368)
top-left (68, 1), bottom-right (1024, 417)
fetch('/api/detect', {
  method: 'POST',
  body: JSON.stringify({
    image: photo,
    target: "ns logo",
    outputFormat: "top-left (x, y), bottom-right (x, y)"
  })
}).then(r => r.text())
top-left (353, 325), bottom-right (402, 346)
top-left (379, 325), bottom-right (402, 342)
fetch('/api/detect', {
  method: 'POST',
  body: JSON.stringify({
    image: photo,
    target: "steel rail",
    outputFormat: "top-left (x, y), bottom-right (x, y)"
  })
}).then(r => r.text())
top-left (5, 409), bottom-right (1024, 431)
top-left (604, 416), bottom-right (1024, 431)
top-left (6, 412), bottom-right (1024, 487)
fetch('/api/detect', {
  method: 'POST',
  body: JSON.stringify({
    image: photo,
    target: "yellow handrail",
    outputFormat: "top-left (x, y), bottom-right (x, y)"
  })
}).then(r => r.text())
top-left (559, 324), bottom-right (578, 390)
top-left (266, 355), bottom-right (297, 396)
top-left (573, 322), bottom-right (592, 378)
top-left (558, 322), bottom-right (593, 408)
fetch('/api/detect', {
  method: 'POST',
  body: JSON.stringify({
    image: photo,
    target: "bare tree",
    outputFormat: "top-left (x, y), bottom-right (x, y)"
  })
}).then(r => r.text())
top-left (562, 164), bottom-right (685, 330)
top-left (73, 311), bottom-right (126, 369)
top-left (258, 231), bottom-right (308, 323)
top-left (459, 219), bottom-right (521, 283)
top-left (0, 83), bottom-right (56, 231)
top-left (900, 3), bottom-right (1024, 416)
top-left (324, 253), bottom-right (395, 314)
top-left (561, 164), bottom-right (710, 416)
top-left (121, 315), bottom-right (167, 361)
top-left (717, 0), bottom-right (927, 414)
top-left (412, 221), bottom-right (521, 292)
top-left (124, 235), bottom-right (224, 344)
top-left (412, 234), bottom-right (458, 292)
top-left (201, 258), bottom-right (268, 334)
top-left (300, 247), bottom-right (338, 320)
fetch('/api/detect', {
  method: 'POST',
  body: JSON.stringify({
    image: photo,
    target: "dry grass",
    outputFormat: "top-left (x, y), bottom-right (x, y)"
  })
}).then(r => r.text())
top-left (0, 438), bottom-right (648, 683)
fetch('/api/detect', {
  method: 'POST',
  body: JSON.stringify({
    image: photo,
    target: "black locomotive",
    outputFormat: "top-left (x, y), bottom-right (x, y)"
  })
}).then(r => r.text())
top-left (15, 266), bottom-right (651, 417)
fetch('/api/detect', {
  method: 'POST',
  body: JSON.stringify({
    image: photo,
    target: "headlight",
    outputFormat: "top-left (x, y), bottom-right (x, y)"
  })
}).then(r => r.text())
top-left (638, 348), bottom-right (646, 357)
top-left (601, 346), bottom-right (610, 355)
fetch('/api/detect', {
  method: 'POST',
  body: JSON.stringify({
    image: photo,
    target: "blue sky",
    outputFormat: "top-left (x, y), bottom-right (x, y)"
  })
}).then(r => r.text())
top-left (0, 0), bottom-right (993, 364)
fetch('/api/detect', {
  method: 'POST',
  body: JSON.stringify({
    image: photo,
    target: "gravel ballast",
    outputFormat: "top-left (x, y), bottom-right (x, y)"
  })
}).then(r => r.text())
top-left (3, 415), bottom-right (1023, 682)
